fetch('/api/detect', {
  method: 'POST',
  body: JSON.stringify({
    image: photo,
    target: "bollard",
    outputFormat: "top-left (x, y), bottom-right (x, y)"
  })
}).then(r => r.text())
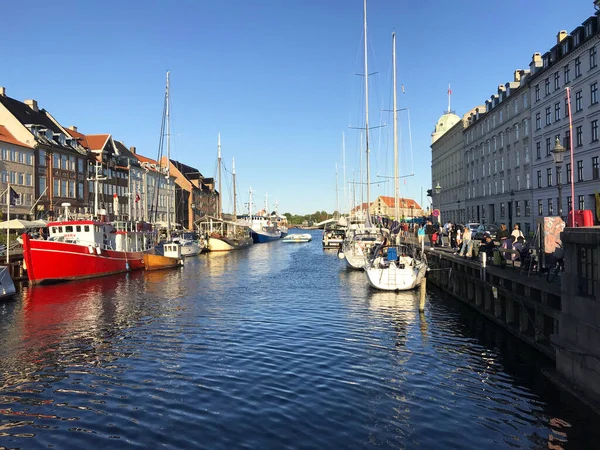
top-left (480, 251), bottom-right (486, 280)
top-left (419, 277), bottom-right (426, 312)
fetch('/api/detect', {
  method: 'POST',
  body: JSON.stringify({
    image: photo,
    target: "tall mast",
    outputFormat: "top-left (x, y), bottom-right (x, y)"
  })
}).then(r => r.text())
top-left (360, 130), bottom-right (363, 215)
top-left (217, 133), bottom-right (222, 219)
top-left (248, 187), bottom-right (253, 216)
top-left (447, 83), bottom-right (452, 114)
top-left (232, 157), bottom-right (236, 221)
top-left (265, 193), bottom-right (269, 216)
top-left (165, 70), bottom-right (172, 238)
top-left (363, 0), bottom-right (371, 226)
top-left (335, 162), bottom-right (339, 218)
top-left (392, 32), bottom-right (399, 223)
top-left (342, 132), bottom-right (346, 215)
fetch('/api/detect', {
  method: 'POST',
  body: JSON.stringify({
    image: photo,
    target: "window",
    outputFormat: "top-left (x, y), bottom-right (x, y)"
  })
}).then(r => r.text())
top-left (535, 112), bottom-right (541, 130)
top-left (514, 101), bottom-right (518, 114)
top-left (545, 78), bottom-right (550, 95)
top-left (537, 170), bottom-right (542, 188)
top-left (526, 173), bottom-right (531, 189)
top-left (535, 85), bottom-right (540, 101)
top-left (516, 174), bottom-right (521, 189)
top-left (61, 154), bottom-right (67, 169)
top-left (78, 158), bottom-right (84, 173)
top-left (546, 138), bottom-right (551, 156)
top-left (515, 124), bottom-right (519, 140)
top-left (577, 160), bottom-right (584, 181)
top-left (593, 156), bottom-right (599, 179)
top-left (53, 179), bottom-right (59, 196)
top-left (39, 176), bottom-right (46, 196)
top-left (548, 199), bottom-right (554, 215)
top-left (567, 196), bottom-right (573, 214)
top-left (78, 182), bottom-right (84, 199)
top-left (69, 155), bottom-right (76, 171)
top-left (575, 57), bottom-right (581, 77)
top-left (69, 181), bottom-right (75, 198)
top-left (501, 179), bottom-right (505, 193)
top-left (499, 110), bottom-right (503, 123)
top-left (578, 195), bottom-right (585, 210)
top-left (494, 159), bottom-right (497, 173)
top-left (590, 46), bottom-right (597, 69)
top-left (564, 64), bottom-right (571, 84)
top-left (26, 173), bottom-right (32, 186)
top-left (592, 82), bottom-right (599, 105)
top-left (567, 163), bottom-right (572, 183)
top-left (545, 107), bottom-right (551, 126)
top-left (576, 125), bottom-right (582, 146)
top-left (538, 199), bottom-right (543, 215)
top-left (500, 202), bottom-right (506, 217)
top-left (555, 102), bottom-right (561, 121)
top-left (501, 156), bottom-right (504, 171)
top-left (536, 141), bottom-right (541, 159)
top-left (61, 180), bottom-right (67, 197)
top-left (515, 201), bottom-right (521, 217)
top-left (554, 72), bottom-right (560, 90)
top-left (525, 200), bottom-right (531, 217)
top-left (53, 153), bottom-right (60, 169)
top-left (547, 168), bottom-right (553, 186)
top-left (523, 93), bottom-right (528, 108)
top-left (565, 130), bottom-right (571, 150)
top-left (575, 90), bottom-right (583, 112)
top-left (592, 120), bottom-right (599, 142)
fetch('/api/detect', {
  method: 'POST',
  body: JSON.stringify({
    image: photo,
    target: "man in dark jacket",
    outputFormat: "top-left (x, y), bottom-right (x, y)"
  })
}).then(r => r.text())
top-left (425, 220), bottom-right (434, 245)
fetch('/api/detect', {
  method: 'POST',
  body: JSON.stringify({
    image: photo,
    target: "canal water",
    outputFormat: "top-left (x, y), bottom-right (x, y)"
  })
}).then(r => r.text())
top-left (0, 229), bottom-right (597, 449)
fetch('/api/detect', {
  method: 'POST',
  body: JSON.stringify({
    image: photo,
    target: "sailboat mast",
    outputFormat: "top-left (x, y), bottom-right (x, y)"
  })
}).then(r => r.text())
top-left (232, 157), bottom-right (236, 221)
top-left (342, 132), bottom-right (347, 215)
top-left (363, 0), bottom-right (371, 223)
top-left (217, 133), bottom-right (222, 219)
top-left (335, 162), bottom-right (339, 218)
top-left (392, 32), bottom-right (399, 223)
top-left (165, 70), bottom-right (172, 237)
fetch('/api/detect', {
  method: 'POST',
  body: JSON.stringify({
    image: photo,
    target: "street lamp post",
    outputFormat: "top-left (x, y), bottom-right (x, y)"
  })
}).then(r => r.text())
top-left (434, 183), bottom-right (441, 223)
top-left (456, 199), bottom-right (461, 223)
top-left (509, 190), bottom-right (515, 230)
top-left (551, 138), bottom-right (566, 218)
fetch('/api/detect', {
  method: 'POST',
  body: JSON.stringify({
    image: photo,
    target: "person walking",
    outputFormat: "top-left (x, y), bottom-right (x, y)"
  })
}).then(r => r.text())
top-left (496, 223), bottom-right (510, 241)
top-left (425, 220), bottom-right (434, 246)
top-left (417, 224), bottom-right (425, 252)
top-left (457, 226), bottom-right (472, 257)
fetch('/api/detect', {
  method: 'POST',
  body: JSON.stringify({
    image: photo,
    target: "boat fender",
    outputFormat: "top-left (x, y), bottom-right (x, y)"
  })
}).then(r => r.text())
top-left (96, 246), bottom-right (102, 255)
top-left (88, 245), bottom-right (94, 254)
top-left (338, 251), bottom-right (345, 259)
top-left (125, 262), bottom-right (130, 271)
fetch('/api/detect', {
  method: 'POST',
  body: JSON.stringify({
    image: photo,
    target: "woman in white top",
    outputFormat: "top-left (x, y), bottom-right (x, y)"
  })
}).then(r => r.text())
top-left (511, 224), bottom-right (524, 240)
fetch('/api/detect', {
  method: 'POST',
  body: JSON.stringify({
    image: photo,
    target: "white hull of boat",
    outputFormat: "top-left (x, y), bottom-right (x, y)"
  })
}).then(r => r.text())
top-left (180, 243), bottom-right (201, 257)
top-left (365, 258), bottom-right (426, 291)
top-left (208, 236), bottom-right (253, 252)
top-left (282, 233), bottom-right (312, 243)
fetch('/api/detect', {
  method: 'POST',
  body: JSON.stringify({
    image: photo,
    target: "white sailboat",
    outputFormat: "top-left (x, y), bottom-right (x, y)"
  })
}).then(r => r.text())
top-left (339, 0), bottom-right (383, 270)
top-left (364, 32), bottom-right (427, 291)
top-left (197, 134), bottom-right (253, 251)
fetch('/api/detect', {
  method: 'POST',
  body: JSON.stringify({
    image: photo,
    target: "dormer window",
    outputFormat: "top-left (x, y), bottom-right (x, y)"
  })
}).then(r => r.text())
top-left (45, 129), bottom-right (53, 140)
top-left (543, 56), bottom-right (549, 68)
top-left (574, 31), bottom-right (580, 47)
top-left (56, 133), bottom-right (66, 146)
top-left (585, 22), bottom-right (592, 37)
top-left (562, 41), bottom-right (569, 54)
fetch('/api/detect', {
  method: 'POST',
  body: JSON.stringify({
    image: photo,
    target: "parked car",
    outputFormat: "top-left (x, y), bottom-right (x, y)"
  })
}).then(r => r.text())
top-left (466, 222), bottom-right (480, 234)
top-left (474, 224), bottom-right (499, 240)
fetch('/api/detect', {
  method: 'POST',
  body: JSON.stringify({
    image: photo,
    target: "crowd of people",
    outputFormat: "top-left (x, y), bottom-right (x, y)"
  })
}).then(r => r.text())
top-left (407, 220), bottom-right (530, 264)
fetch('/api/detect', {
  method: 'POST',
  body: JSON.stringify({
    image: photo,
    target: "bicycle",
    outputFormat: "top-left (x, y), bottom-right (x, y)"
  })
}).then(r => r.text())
top-left (546, 247), bottom-right (564, 283)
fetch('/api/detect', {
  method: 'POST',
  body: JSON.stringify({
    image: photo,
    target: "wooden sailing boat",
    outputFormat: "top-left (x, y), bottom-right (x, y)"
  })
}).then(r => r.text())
top-left (364, 32), bottom-right (427, 291)
top-left (197, 134), bottom-right (253, 251)
top-left (339, 0), bottom-right (383, 270)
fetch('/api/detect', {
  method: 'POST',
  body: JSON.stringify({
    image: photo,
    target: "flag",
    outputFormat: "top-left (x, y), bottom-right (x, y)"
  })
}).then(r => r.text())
top-left (9, 187), bottom-right (19, 206)
top-left (401, 84), bottom-right (405, 94)
top-left (135, 192), bottom-right (141, 203)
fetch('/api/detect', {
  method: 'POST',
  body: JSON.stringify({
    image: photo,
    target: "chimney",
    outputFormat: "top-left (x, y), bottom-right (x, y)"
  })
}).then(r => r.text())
top-left (24, 99), bottom-right (38, 112)
top-left (557, 30), bottom-right (568, 44)
top-left (529, 52), bottom-right (543, 73)
top-left (68, 125), bottom-right (78, 132)
top-left (513, 70), bottom-right (522, 83)
top-left (0, 87), bottom-right (5, 97)
top-left (130, 146), bottom-right (136, 154)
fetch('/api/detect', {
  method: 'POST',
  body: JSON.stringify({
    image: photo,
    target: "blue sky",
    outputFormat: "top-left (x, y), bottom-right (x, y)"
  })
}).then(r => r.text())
top-left (1, 0), bottom-right (595, 215)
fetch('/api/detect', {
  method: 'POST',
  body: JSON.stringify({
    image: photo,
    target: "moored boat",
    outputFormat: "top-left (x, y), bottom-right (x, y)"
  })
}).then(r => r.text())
top-left (282, 233), bottom-right (312, 243)
top-left (0, 266), bottom-right (16, 300)
top-left (143, 243), bottom-right (183, 270)
top-left (22, 211), bottom-right (155, 285)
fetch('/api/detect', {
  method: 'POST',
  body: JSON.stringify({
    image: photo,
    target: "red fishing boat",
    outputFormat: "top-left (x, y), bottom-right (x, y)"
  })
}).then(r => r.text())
top-left (22, 214), bottom-right (155, 285)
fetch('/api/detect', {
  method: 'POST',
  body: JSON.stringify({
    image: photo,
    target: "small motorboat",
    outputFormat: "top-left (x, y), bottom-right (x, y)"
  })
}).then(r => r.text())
top-left (143, 243), bottom-right (184, 271)
top-left (282, 233), bottom-right (312, 243)
top-left (0, 266), bottom-right (17, 300)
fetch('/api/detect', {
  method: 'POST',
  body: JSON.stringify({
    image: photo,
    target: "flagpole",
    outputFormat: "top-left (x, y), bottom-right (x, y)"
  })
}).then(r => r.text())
top-left (6, 182), bottom-right (10, 264)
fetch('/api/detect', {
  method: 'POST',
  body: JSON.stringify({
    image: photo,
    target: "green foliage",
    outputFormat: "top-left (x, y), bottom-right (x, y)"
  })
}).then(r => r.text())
top-left (283, 211), bottom-right (334, 225)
